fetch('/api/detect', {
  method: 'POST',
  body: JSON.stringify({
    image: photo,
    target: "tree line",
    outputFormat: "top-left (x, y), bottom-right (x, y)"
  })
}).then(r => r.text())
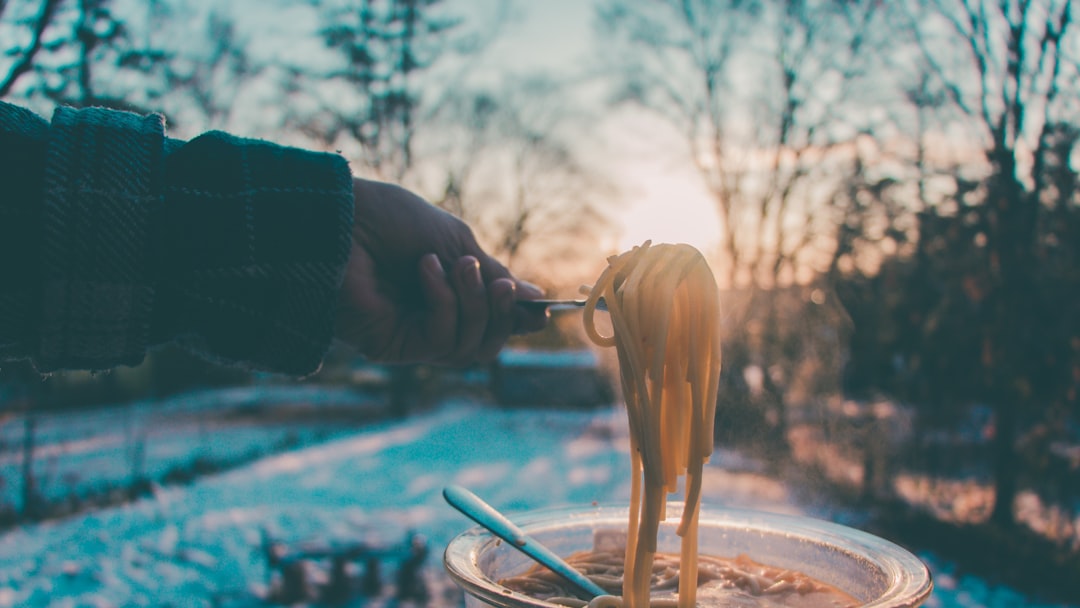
top-left (3, 0), bottom-right (1079, 533)
top-left (592, 0), bottom-right (1079, 532)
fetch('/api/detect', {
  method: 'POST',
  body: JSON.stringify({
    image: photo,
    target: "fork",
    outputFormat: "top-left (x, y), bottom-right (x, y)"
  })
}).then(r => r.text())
top-left (516, 298), bottom-right (608, 312)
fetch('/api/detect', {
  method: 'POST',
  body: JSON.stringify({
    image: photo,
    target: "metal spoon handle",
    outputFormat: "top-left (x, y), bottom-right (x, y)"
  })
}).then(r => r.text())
top-left (442, 485), bottom-right (606, 600)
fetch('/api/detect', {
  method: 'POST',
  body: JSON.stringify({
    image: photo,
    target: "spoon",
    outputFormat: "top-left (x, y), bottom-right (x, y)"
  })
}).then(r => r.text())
top-left (442, 485), bottom-right (607, 600)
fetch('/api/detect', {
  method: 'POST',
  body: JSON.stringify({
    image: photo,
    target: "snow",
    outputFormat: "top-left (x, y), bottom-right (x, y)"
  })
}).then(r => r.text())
top-left (0, 398), bottom-right (1074, 607)
top-left (0, 385), bottom-right (381, 505)
top-left (497, 349), bottom-right (600, 369)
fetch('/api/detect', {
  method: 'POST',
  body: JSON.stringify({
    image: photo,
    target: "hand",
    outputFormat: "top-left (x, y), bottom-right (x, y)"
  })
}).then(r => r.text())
top-left (336, 178), bottom-right (548, 365)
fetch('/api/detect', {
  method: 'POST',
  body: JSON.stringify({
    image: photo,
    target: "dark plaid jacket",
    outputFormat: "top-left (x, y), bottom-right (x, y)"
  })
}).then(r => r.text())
top-left (0, 101), bottom-right (354, 376)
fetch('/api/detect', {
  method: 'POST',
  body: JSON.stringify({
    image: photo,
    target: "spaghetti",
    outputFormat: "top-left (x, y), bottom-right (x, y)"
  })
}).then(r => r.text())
top-left (500, 242), bottom-right (860, 607)
top-left (581, 241), bottom-right (722, 608)
top-left (501, 544), bottom-right (858, 608)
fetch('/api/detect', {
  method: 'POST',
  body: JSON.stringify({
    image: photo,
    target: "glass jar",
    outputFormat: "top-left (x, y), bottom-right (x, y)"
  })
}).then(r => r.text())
top-left (444, 503), bottom-right (932, 608)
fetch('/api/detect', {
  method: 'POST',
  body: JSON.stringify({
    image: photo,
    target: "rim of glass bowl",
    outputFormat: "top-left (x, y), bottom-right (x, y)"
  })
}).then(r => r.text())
top-left (443, 503), bottom-right (933, 608)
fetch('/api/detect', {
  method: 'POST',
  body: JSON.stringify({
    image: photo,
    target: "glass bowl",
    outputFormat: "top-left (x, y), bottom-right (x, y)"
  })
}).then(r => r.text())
top-left (444, 503), bottom-right (933, 608)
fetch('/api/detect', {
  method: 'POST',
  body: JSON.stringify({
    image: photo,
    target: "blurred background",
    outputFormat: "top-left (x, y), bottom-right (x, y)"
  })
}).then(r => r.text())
top-left (1, 0), bottom-right (1078, 606)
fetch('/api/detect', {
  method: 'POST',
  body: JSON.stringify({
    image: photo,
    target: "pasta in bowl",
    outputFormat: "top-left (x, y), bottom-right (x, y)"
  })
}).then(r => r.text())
top-left (444, 242), bottom-right (930, 608)
top-left (443, 503), bottom-right (932, 608)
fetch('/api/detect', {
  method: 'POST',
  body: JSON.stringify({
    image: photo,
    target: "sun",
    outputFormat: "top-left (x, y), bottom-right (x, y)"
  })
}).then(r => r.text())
top-left (616, 166), bottom-right (721, 255)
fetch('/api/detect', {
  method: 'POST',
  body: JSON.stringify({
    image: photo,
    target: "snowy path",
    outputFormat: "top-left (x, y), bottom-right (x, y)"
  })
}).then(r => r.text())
top-left (0, 401), bottom-right (1071, 607)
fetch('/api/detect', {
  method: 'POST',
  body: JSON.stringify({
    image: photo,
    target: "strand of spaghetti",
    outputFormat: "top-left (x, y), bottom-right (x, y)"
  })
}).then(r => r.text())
top-left (607, 247), bottom-right (659, 606)
top-left (629, 252), bottom-right (675, 555)
top-left (642, 247), bottom-right (695, 487)
top-left (679, 264), bottom-right (718, 536)
top-left (699, 265), bottom-right (722, 460)
top-left (609, 286), bottom-right (651, 478)
top-left (646, 247), bottom-right (697, 492)
top-left (620, 249), bottom-right (664, 482)
top-left (679, 263), bottom-right (713, 608)
top-left (587, 246), bottom-right (652, 604)
top-left (583, 265), bottom-right (617, 347)
top-left (642, 253), bottom-right (678, 488)
top-left (678, 502), bottom-right (700, 608)
top-left (610, 278), bottom-right (655, 473)
top-left (624, 446), bottom-right (642, 601)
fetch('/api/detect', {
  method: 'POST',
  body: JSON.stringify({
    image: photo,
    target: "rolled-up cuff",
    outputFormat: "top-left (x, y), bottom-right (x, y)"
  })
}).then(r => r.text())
top-left (37, 106), bottom-right (165, 371)
top-left (158, 131), bottom-right (354, 376)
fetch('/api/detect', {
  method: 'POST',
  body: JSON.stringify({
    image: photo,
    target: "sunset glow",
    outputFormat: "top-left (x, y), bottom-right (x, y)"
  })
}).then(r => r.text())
top-left (616, 169), bottom-right (721, 255)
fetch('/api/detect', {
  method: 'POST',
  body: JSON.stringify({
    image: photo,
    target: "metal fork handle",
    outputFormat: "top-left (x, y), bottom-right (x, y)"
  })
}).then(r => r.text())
top-left (515, 298), bottom-right (607, 312)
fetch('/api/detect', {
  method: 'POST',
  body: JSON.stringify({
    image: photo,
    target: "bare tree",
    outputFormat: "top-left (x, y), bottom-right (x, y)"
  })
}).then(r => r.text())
top-left (151, 8), bottom-right (252, 134)
top-left (426, 77), bottom-right (616, 288)
top-left (0, 0), bottom-right (174, 112)
top-left (284, 0), bottom-right (503, 182)
top-left (901, 0), bottom-right (1079, 526)
top-left (0, 0), bottom-right (63, 98)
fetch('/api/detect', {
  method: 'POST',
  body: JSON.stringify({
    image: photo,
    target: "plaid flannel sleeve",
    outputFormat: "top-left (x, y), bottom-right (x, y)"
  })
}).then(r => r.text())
top-left (0, 102), bottom-right (354, 375)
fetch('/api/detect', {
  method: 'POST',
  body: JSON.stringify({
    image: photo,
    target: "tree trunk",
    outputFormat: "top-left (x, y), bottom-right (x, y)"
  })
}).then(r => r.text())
top-left (989, 399), bottom-right (1019, 526)
top-left (761, 292), bottom-right (790, 460)
top-left (984, 146), bottom-right (1039, 528)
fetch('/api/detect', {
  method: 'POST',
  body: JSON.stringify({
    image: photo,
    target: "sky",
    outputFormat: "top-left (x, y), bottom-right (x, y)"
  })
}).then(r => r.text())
top-left (455, 0), bottom-right (725, 255)
top-left (496, 0), bottom-right (725, 254)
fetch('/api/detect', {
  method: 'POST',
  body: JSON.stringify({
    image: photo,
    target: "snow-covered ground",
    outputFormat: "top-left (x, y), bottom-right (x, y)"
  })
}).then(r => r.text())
top-left (0, 385), bottom-right (382, 505)
top-left (0, 399), bottom-right (1074, 607)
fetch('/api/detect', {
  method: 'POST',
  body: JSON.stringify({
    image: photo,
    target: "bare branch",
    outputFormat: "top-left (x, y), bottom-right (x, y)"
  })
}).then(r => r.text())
top-left (0, 0), bottom-right (63, 98)
top-left (1030, 0), bottom-right (1073, 197)
top-left (904, 2), bottom-right (979, 120)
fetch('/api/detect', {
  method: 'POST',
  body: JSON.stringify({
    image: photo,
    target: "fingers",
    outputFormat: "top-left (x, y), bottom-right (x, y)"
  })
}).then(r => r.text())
top-left (447, 256), bottom-right (489, 363)
top-left (417, 252), bottom-right (549, 366)
top-left (425, 255), bottom-right (545, 366)
top-left (418, 253), bottom-right (457, 355)
top-left (473, 250), bottom-right (548, 334)
top-left (474, 278), bottom-right (517, 362)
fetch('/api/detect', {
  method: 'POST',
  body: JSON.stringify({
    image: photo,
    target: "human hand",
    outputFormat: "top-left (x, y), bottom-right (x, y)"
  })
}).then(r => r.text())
top-left (336, 178), bottom-right (548, 365)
